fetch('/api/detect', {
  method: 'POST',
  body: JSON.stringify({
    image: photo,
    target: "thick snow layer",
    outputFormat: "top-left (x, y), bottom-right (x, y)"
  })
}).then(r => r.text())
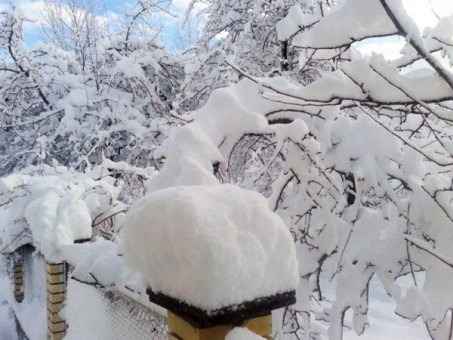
top-left (148, 80), bottom-right (273, 192)
top-left (0, 167), bottom-right (125, 262)
top-left (148, 78), bottom-right (313, 193)
top-left (431, 15), bottom-right (453, 46)
top-left (334, 275), bottom-right (428, 340)
top-left (226, 327), bottom-right (265, 340)
top-left (0, 274), bottom-right (18, 340)
top-left (276, 5), bottom-right (318, 41)
top-left (123, 184), bottom-right (299, 311)
top-left (261, 56), bottom-right (452, 105)
top-left (63, 279), bottom-right (127, 340)
top-left (293, 0), bottom-right (397, 48)
top-left (61, 240), bottom-right (129, 287)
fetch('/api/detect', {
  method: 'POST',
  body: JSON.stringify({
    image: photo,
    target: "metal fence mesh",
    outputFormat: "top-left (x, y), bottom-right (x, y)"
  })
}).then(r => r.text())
top-left (9, 246), bottom-right (167, 340)
top-left (23, 247), bottom-right (46, 307)
top-left (64, 278), bottom-right (168, 340)
top-left (100, 288), bottom-right (168, 340)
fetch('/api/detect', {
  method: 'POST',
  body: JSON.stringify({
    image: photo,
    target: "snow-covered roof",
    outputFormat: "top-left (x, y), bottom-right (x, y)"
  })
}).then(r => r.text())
top-left (123, 184), bottom-right (299, 311)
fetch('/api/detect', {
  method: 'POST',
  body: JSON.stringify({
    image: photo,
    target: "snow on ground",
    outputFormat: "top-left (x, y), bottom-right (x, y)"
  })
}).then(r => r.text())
top-left (63, 279), bottom-right (114, 340)
top-left (342, 276), bottom-right (428, 340)
top-left (1, 272), bottom-right (432, 340)
top-left (0, 275), bottom-right (17, 340)
top-left (272, 274), bottom-right (429, 339)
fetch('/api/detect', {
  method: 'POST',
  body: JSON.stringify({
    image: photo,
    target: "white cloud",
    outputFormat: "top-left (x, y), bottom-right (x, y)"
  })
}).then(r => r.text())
top-left (356, 37), bottom-right (405, 60)
top-left (0, 0), bottom-right (46, 33)
top-left (21, 1), bottom-right (46, 34)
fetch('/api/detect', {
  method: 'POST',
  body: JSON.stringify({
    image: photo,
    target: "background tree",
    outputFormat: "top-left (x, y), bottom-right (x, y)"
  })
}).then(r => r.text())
top-left (0, 8), bottom-right (52, 175)
top-left (0, 2), bottom-right (183, 200)
top-left (41, 0), bottom-right (107, 89)
top-left (177, 0), bottom-right (333, 113)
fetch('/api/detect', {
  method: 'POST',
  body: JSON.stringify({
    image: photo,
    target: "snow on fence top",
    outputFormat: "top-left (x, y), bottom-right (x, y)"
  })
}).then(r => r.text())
top-left (123, 184), bottom-right (299, 311)
top-left (0, 166), bottom-right (126, 262)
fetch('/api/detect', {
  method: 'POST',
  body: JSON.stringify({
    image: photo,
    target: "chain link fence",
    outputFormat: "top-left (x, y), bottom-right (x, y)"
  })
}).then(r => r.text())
top-left (7, 245), bottom-right (168, 339)
top-left (64, 278), bottom-right (168, 340)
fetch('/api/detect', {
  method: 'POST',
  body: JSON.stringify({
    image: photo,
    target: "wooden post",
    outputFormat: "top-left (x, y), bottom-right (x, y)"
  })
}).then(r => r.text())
top-left (46, 261), bottom-right (67, 340)
top-left (13, 250), bottom-right (24, 303)
top-left (147, 289), bottom-right (295, 340)
top-left (168, 312), bottom-right (272, 340)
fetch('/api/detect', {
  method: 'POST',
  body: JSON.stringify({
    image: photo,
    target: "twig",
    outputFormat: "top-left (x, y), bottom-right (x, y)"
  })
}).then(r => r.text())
top-left (405, 236), bottom-right (453, 270)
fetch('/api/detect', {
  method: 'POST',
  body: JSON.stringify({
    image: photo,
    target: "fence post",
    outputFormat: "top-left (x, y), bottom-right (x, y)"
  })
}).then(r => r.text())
top-left (147, 289), bottom-right (295, 340)
top-left (13, 248), bottom-right (24, 303)
top-left (167, 311), bottom-right (272, 340)
top-left (46, 261), bottom-right (67, 340)
top-left (125, 186), bottom-right (299, 340)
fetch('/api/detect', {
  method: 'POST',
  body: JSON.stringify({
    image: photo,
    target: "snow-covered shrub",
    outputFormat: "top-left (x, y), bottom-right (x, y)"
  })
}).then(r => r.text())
top-left (0, 165), bottom-right (126, 261)
top-left (0, 4), bottom-right (183, 181)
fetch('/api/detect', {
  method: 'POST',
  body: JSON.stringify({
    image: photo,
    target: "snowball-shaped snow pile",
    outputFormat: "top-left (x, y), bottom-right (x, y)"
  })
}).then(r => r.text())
top-left (123, 184), bottom-right (299, 311)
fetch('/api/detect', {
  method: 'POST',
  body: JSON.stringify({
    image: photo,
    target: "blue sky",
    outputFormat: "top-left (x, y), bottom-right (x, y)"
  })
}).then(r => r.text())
top-left (0, 0), bottom-right (194, 50)
top-left (2, 0), bottom-right (453, 55)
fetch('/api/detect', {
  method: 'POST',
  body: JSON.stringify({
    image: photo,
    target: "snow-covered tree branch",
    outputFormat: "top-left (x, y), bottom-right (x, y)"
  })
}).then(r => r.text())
top-left (144, 0), bottom-right (453, 339)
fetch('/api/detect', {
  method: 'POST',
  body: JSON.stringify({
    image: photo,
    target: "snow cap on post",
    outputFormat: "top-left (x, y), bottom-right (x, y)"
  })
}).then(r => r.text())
top-left (123, 184), bottom-right (298, 326)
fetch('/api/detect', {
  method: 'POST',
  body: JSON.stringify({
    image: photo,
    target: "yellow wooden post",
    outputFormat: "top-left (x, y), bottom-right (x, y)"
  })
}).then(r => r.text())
top-left (46, 261), bottom-right (67, 340)
top-left (167, 312), bottom-right (272, 340)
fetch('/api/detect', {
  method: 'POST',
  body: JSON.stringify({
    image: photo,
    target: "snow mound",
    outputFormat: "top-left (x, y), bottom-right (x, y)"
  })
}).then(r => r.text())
top-left (123, 184), bottom-right (299, 311)
top-left (226, 327), bottom-right (265, 340)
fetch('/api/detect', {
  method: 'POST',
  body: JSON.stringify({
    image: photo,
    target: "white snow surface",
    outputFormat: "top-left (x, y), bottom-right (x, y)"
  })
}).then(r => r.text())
top-left (123, 184), bottom-right (299, 311)
top-left (226, 327), bottom-right (265, 340)
top-left (276, 5), bottom-right (318, 41)
top-left (0, 166), bottom-right (125, 262)
top-left (293, 0), bottom-right (397, 48)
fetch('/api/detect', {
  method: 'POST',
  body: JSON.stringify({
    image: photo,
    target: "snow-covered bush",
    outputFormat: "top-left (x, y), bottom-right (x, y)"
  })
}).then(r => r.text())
top-left (0, 3), bottom-right (183, 187)
top-left (0, 165), bottom-right (126, 261)
top-left (276, 1), bottom-right (453, 338)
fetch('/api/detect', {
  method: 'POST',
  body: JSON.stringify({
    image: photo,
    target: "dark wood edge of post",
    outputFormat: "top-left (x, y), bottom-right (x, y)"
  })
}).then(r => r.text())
top-left (146, 289), bottom-right (296, 328)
